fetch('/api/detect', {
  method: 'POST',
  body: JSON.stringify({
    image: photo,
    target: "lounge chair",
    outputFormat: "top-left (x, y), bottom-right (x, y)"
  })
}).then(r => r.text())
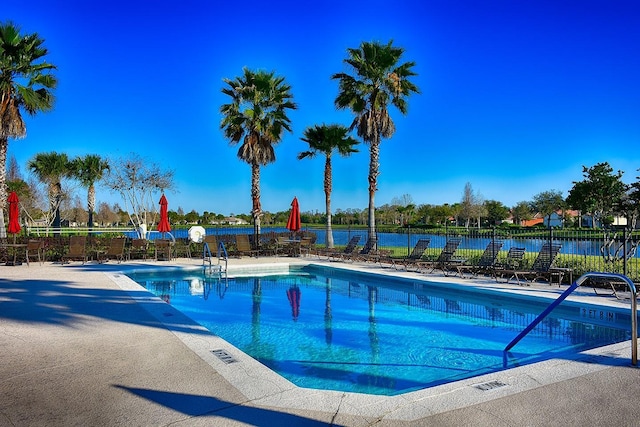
top-left (26, 239), bottom-right (46, 265)
top-left (417, 237), bottom-right (463, 275)
top-left (342, 237), bottom-right (379, 262)
top-left (234, 234), bottom-right (259, 257)
top-left (386, 238), bottom-right (431, 270)
top-left (62, 236), bottom-right (87, 264)
top-left (154, 239), bottom-right (173, 261)
top-left (321, 235), bottom-right (361, 261)
top-left (98, 237), bottom-right (126, 263)
top-left (497, 243), bottom-right (564, 285)
top-left (493, 247), bottom-right (526, 279)
top-left (203, 235), bottom-right (219, 257)
top-left (456, 240), bottom-right (504, 278)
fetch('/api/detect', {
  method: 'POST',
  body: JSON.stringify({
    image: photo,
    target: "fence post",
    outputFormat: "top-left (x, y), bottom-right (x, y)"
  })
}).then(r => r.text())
top-left (407, 225), bottom-right (411, 257)
top-left (549, 226), bottom-right (553, 268)
top-left (624, 228), bottom-right (628, 277)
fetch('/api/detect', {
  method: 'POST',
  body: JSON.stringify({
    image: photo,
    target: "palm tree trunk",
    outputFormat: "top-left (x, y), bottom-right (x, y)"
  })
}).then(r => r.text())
top-left (325, 156), bottom-right (334, 248)
top-left (88, 184), bottom-right (95, 230)
top-left (251, 162), bottom-right (261, 239)
top-left (368, 140), bottom-right (380, 249)
top-left (52, 182), bottom-right (62, 234)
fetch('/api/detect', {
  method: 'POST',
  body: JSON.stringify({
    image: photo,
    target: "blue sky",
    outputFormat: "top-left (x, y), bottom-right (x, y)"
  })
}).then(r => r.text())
top-left (4, 0), bottom-right (640, 216)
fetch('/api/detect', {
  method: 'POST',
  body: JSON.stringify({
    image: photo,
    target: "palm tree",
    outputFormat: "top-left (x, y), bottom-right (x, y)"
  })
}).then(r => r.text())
top-left (70, 155), bottom-right (110, 229)
top-left (220, 67), bottom-right (296, 239)
top-left (0, 22), bottom-right (57, 237)
top-left (332, 40), bottom-right (419, 246)
top-left (298, 124), bottom-right (359, 248)
top-left (28, 152), bottom-right (69, 230)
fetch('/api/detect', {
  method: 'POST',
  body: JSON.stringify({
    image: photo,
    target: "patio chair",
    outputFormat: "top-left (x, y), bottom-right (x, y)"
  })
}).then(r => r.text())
top-left (493, 246), bottom-right (526, 280)
top-left (299, 234), bottom-right (316, 257)
top-left (154, 239), bottom-right (173, 261)
top-left (234, 234), bottom-right (259, 257)
top-left (62, 236), bottom-right (87, 264)
top-left (385, 238), bottom-right (431, 270)
top-left (98, 237), bottom-right (126, 263)
top-left (275, 235), bottom-right (298, 257)
top-left (497, 243), bottom-right (565, 286)
top-left (173, 238), bottom-right (192, 259)
top-left (417, 237), bottom-right (463, 275)
top-left (26, 239), bottom-right (46, 265)
top-left (128, 239), bottom-right (148, 260)
top-left (456, 240), bottom-right (504, 278)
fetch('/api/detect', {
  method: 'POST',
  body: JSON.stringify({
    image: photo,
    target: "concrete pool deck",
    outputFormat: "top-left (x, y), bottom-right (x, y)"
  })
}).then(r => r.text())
top-left (1, 255), bottom-right (640, 426)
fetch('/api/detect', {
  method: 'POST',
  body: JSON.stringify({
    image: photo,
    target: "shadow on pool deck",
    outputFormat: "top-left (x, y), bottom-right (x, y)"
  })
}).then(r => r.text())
top-left (0, 276), bottom-right (210, 337)
top-left (114, 385), bottom-right (341, 426)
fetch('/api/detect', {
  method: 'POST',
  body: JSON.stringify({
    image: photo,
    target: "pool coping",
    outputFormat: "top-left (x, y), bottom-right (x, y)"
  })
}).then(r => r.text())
top-left (107, 260), bottom-right (638, 421)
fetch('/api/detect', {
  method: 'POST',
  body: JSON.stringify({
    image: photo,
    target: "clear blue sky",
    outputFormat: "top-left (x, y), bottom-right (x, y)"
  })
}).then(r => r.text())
top-left (4, 0), bottom-right (640, 216)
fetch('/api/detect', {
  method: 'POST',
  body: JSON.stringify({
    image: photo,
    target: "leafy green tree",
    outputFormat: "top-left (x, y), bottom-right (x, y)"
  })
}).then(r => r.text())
top-left (332, 40), bottom-right (419, 246)
top-left (566, 162), bottom-right (627, 228)
top-left (511, 201), bottom-right (533, 225)
top-left (0, 22), bottom-right (57, 237)
top-left (220, 68), bottom-right (296, 239)
top-left (420, 203), bottom-right (454, 226)
top-left (184, 209), bottom-right (199, 224)
top-left (28, 151), bottom-right (69, 229)
top-left (69, 154), bottom-right (110, 229)
top-left (298, 124), bottom-right (359, 248)
top-left (484, 200), bottom-right (510, 225)
top-left (531, 190), bottom-right (565, 226)
top-left (625, 169), bottom-right (640, 229)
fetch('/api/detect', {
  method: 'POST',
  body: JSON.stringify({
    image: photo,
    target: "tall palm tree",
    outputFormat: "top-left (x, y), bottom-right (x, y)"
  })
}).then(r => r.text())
top-left (298, 124), bottom-right (359, 248)
top-left (0, 22), bottom-right (57, 237)
top-left (220, 67), bottom-right (296, 239)
top-left (70, 154), bottom-right (110, 229)
top-left (28, 151), bottom-right (69, 230)
top-left (332, 40), bottom-right (419, 246)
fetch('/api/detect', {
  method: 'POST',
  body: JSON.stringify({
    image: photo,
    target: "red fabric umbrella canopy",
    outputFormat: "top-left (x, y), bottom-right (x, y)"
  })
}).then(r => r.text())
top-left (285, 196), bottom-right (301, 232)
top-left (286, 286), bottom-right (301, 321)
top-left (157, 194), bottom-right (171, 233)
top-left (7, 191), bottom-right (21, 235)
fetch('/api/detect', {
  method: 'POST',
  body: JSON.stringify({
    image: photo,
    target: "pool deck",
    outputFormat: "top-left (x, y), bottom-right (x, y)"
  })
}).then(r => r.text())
top-left (1, 255), bottom-right (640, 426)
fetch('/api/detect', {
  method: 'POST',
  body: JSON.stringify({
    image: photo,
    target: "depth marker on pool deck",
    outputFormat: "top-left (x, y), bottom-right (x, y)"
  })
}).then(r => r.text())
top-left (474, 380), bottom-right (508, 391)
top-left (212, 349), bottom-right (238, 364)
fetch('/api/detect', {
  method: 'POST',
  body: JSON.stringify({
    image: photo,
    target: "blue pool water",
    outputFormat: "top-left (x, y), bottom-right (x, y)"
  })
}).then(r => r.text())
top-left (127, 265), bottom-right (632, 395)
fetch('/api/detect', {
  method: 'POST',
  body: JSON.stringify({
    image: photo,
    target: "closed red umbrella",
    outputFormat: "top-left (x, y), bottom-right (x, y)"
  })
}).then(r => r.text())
top-left (7, 191), bottom-right (21, 238)
top-left (286, 285), bottom-right (301, 321)
top-left (157, 194), bottom-right (171, 234)
top-left (285, 196), bottom-right (301, 233)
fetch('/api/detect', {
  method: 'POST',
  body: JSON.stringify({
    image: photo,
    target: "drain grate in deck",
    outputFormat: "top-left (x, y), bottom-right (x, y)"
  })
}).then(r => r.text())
top-left (474, 380), bottom-right (508, 391)
top-left (212, 349), bottom-right (238, 364)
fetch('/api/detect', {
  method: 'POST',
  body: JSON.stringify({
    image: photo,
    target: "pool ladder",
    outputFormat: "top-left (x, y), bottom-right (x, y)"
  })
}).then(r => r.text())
top-left (203, 241), bottom-right (228, 279)
top-left (503, 272), bottom-right (638, 367)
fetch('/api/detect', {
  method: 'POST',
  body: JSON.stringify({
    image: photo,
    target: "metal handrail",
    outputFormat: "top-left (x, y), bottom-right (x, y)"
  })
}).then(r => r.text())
top-left (203, 241), bottom-right (228, 278)
top-left (217, 241), bottom-right (228, 276)
top-left (504, 272), bottom-right (637, 366)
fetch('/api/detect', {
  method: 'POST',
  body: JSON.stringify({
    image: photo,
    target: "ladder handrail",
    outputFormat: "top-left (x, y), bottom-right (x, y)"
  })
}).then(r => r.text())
top-left (504, 272), bottom-right (637, 366)
top-left (217, 241), bottom-right (228, 276)
top-left (203, 241), bottom-right (228, 278)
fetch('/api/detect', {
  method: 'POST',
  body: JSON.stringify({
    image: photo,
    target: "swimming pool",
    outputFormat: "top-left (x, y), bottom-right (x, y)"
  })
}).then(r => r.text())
top-left (127, 264), bottom-right (632, 396)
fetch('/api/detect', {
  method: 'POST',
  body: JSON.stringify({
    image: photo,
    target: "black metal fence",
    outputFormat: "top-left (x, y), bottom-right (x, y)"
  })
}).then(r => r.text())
top-left (369, 226), bottom-right (640, 284)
